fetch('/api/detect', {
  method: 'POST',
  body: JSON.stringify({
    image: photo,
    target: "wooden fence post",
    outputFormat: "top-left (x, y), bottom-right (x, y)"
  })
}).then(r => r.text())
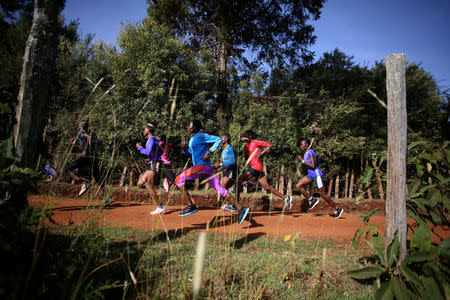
top-left (385, 53), bottom-right (407, 262)
top-left (119, 165), bottom-right (127, 186)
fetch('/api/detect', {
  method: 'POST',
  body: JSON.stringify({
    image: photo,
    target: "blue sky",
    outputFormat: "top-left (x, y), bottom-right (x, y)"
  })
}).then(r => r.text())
top-left (63, 0), bottom-right (450, 89)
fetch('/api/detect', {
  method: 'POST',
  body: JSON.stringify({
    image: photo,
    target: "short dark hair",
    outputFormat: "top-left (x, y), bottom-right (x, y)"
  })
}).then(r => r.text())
top-left (243, 130), bottom-right (256, 139)
top-left (191, 120), bottom-right (202, 132)
top-left (146, 122), bottom-right (156, 133)
top-left (222, 133), bottom-right (231, 142)
top-left (79, 121), bottom-right (89, 131)
top-left (157, 132), bottom-right (166, 142)
top-left (301, 138), bottom-right (310, 145)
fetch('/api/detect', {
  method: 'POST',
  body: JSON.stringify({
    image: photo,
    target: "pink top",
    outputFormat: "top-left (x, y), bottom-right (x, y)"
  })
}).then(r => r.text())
top-left (159, 141), bottom-right (172, 165)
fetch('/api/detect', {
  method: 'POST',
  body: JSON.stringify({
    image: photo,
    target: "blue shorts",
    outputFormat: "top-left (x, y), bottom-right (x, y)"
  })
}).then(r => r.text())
top-left (307, 175), bottom-right (324, 189)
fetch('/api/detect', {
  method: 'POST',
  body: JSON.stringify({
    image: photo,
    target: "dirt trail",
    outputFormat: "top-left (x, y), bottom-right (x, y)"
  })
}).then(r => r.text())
top-left (28, 196), bottom-right (448, 243)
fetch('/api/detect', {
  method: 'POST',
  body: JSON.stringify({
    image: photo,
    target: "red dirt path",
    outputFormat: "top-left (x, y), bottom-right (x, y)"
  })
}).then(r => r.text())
top-left (28, 195), bottom-right (449, 243)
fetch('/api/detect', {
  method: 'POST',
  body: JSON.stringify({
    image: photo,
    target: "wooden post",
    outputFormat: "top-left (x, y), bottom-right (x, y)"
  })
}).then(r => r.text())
top-left (129, 170), bottom-right (133, 187)
top-left (385, 53), bottom-right (407, 262)
top-left (287, 176), bottom-right (292, 196)
top-left (349, 155), bottom-right (355, 199)
top-left (119, 165), bottom-right (127, 186)
top-left (334, 174), bottom-right (340, 199)
top-left (365, 158), bottom-right (373, 199)
top-left (278, 163), bottom-right (285, 194)
top-left (344, 159), bottom-right (350, 198)
top-left (327, 176), bottom-right (334, 197)
top-left (375, 170), bottom-right (384, 200)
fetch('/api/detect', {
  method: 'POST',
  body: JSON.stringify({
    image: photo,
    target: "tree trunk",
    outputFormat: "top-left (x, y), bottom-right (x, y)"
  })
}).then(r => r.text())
top-left (385, 53), bottom-right (407, 263)
top-left (14, 0), bottom-right (65, 168)
top-left (334, 174), bottom-right (340, 199)
top-left (278, 163), bottom-right (285, 194)
top-left (344, 159), bottom-right (350, 198)
top-left (216, 43), bottom-right (228, 131)
top-left (119, 166), bottom-right (128, 186)
top-left (349, 155), bottom-right (355, 199)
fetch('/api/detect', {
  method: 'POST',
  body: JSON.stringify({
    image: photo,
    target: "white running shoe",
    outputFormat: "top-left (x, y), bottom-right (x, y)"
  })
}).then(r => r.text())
top-left (284, 195), bottom-right (292, 210)
top-left (150, 206), bottom-right (166, 215)
top-left (79, 182), bottom-right (91, 195)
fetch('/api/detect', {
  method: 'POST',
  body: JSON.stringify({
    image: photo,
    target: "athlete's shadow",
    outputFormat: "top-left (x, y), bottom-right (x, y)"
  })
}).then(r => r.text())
top-left (230, 232), bottom-right (265, 249)
top-left (49, 202), bottom-right (142, 212)
top-left (191, 214), bottom-right (236, 229)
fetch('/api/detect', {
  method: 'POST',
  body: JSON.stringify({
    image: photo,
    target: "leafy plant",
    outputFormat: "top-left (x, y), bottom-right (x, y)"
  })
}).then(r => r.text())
top-left (349, 139), bottom-right (449, 299)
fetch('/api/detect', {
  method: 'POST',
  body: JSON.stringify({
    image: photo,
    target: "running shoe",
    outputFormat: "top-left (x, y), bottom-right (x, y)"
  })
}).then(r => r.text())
top-left (333, 207), bottom-right (344, 219)
top-left (225, 204), bottom-right (238, 213)
top-left (237, 206), bottom-right (250, 225)
top-left (284, 195), bottom-right (292, 210)
top-left (179, 204), bottom-right (198, 216)
top-left (308, 198), bottom-right (319, 211)
top-left (79, 182), bottom-right (91, 195)
top-left (151, 205), bottom-right (166, 215)
top-left (220, 204), bottom-right (229, 210)
top-left (101, 196), bottom-right (115, 207)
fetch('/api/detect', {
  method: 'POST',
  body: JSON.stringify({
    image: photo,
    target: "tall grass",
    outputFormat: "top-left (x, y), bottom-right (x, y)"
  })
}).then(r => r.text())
top-left (12, 200), bottom-right (376, 299)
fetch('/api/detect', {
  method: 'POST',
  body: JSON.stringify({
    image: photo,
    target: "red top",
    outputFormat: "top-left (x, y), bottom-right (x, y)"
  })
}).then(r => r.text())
top-left (244, 139), bottom-right (271, 171)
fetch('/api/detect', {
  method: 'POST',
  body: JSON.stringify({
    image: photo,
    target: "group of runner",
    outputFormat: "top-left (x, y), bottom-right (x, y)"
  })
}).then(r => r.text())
top-left (67, 119), bottom-right (344, 226)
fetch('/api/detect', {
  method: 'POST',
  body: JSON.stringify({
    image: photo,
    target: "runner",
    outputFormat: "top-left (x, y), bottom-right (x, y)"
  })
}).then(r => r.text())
top-left (295, 138), bottom-right (344, 218)
top-left (136, 123), bottom-right (165, 215)
top-left (213, 133), bottom-right (238, 213)
top-left (157, 133), bottom-right (177, 192)
top-left (237, 130), bottom-right (292, 209)
top-left (175, 120), bottom-right (249, 224)
top-left (66, 121), bottom-right (113, 205)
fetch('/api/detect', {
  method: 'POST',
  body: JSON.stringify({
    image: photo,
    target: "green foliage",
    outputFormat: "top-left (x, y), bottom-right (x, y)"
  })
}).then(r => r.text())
top-left (0, 136), bottom-right (38, 280)
top-left (350, 139), bottom-right (449, 299)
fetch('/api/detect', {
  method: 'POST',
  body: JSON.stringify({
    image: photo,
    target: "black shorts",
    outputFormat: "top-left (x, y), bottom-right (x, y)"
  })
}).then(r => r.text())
top-left (248, 167), bottom-right (264, 179)
top-left (66, 155), bottom-right (100, 183)
top-left (162, 164), bottom-right (176, 184)
top-left (223, 164), bottom-right (237, 179)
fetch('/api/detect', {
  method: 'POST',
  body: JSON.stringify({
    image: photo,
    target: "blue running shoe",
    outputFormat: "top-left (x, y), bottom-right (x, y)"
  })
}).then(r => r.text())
top-left (179, 204), bottom-right (198, 216)
top-left (238, 206), bottom-right (250, 225)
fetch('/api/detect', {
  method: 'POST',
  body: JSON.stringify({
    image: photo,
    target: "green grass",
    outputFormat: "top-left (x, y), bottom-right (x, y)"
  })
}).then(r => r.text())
top-left (7, 216), bottom-right (377, 300)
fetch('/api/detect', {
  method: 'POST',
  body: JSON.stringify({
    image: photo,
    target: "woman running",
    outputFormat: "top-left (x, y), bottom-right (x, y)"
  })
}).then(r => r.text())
top-left (214, 133), bottom-right (238, 212)
top-left (295, 139), bottom-right (344, 218)
top-left (237, 130), bottom-right (292, 208)
top-left (136, 123), bottom-right (165, 215)
top-left (175, 120), bottom-right (249, 224)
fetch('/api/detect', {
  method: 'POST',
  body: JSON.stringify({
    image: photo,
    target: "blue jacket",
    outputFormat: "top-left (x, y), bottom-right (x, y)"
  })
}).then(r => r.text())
top-left (184, 132), bottom-right (222, 166)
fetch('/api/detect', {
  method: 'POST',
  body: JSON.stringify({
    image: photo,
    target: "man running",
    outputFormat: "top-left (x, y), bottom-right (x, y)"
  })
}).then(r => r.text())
top-left (295, 139), bottom-right (344, 218)
top-left (237, 130), bottom-right (292, 209)
top-left (136, 123), bottom-right (165, 215)
top-left (214, 133), bottom-right (238, 213)
top-left (67, 121), bottom-right (113, 206)
top-left (175, 120), bottom-right (249, 224)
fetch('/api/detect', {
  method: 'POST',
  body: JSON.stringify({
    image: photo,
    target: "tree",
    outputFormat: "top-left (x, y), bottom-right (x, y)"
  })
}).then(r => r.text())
top-left (147, 0), bottom-right (326, 130)
top-left (13, 0), bottom-right (65, 167)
